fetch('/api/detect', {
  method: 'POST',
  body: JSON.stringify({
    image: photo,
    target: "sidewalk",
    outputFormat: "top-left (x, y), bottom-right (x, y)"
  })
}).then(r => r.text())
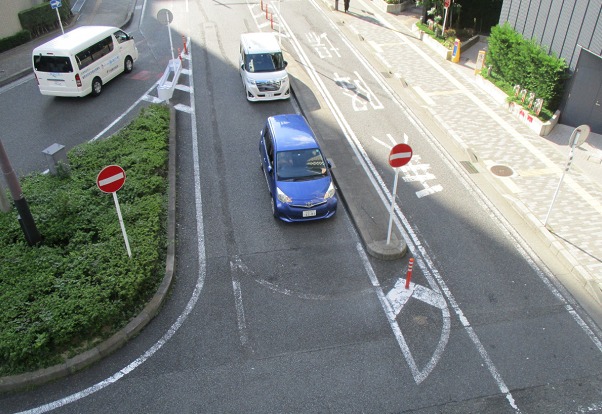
top-left (320, 0), bottom-right (602, 310)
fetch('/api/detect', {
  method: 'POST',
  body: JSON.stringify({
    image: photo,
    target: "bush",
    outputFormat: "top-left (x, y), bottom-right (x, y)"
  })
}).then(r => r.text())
top-left (0, 104), bottom-right (170, 375)
top-left (487, 22), bottom-right (568, 112)
top-left (18, 0), bottom-right (73, 38)
top-left (0, 30), bottom-right (31, 53)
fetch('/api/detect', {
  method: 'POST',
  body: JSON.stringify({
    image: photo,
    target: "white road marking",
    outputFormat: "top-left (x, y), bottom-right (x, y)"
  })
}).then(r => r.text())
top-left (90, 82), bottom-right (158, 142)
top-left (230, 258), bottom-right (250, 348)
top-left (298, 0), bottom-right (520, 409)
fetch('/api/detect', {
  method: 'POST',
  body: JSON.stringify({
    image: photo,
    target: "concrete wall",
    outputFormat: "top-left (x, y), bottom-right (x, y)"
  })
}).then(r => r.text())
top-left (499, 0), bottom-right (602, 71)
top-left (0, 0), bottom-right (44, 39)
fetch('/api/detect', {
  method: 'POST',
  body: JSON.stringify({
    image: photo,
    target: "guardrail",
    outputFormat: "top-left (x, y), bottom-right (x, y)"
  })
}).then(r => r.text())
top-left (157, 58), bottom-right (182, 102)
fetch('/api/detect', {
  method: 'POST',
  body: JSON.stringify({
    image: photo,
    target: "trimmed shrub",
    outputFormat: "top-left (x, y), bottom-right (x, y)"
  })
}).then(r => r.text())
top-left (487, 22), bottom-right (568, 112)
top-left (0, 30), bottom-right (32, 53)
top-left (18, 0), bottom-right (73, 38)
top-left (0, 104), bottom-right (170, 375)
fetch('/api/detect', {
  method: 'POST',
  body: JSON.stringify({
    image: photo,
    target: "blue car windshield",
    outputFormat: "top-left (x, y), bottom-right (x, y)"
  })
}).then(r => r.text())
top-left (245, 52), bottom-right (285, 73)
top-left (277, 149), bottom-right (327, 181)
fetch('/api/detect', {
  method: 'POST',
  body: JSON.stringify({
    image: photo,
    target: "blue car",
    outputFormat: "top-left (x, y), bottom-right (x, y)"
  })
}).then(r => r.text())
top-left (259, 114), bottom-right (337, 222)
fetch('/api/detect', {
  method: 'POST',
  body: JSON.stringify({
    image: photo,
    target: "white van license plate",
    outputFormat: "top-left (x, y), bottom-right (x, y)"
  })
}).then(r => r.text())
top-left (303, 210), bottom-right (316, 217)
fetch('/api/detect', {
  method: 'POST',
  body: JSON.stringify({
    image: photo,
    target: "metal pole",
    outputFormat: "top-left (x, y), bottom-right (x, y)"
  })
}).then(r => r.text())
top-left (56, 8), bottom-right (64, 34)
top-left (0, 139), bottom-right (41, 245)
top-left (167, 11), bottom-right (175, 62)
top-left (386, 169), bottom-right (399, 245)
top-left (543, 138), bottom-right (578, 227)
top-left (112, 192), bottom-right (132, 258)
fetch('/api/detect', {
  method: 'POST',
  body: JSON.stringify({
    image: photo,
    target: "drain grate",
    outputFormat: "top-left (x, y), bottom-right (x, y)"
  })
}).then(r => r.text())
top-left (460, 161), bottom-right (478, 174)
top-left (490, 165), bottom-right (514, 177)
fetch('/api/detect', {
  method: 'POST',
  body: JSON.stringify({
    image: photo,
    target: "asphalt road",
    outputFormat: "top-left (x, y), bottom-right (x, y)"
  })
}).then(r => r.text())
top-left (1, 0), bottom-right (601, 413)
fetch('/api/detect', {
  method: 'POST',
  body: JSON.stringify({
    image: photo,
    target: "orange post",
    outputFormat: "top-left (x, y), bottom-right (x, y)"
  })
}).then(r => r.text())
top-left (405, 258), bottom-right (414, 289)
top-left (260, 0), bottom-right (263, 10)
top-left (270, 13), bottom-right (274, 29)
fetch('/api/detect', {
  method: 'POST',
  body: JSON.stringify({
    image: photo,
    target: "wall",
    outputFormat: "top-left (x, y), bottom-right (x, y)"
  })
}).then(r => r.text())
top-left (0, 0), bottom-right (45, 38)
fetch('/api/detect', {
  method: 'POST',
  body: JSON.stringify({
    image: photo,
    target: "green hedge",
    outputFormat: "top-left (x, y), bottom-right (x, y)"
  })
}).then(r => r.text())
top-left (0, 30), bottom-right (31, 53)
top-left (487, 22), bottom-right (568, 112)
top-left (18, 0), bottom-right (73, 38)
top-left (0, 104), bottom-right (170, 376)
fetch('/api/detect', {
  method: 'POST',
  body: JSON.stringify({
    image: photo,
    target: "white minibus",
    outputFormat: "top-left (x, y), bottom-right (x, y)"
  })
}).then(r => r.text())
top-left (239, 33), bottom-right (290, 102)
top-left (32, 26), bottom-right (138, 97)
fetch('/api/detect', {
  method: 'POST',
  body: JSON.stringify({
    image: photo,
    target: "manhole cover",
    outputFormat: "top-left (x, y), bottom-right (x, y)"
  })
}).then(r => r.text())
top-left (490, 165), bottom-right (514, 177)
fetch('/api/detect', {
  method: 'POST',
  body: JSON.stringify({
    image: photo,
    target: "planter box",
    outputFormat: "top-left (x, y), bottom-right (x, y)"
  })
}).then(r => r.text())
top-left (412, 22), bottom-right (452, 60)
top-left (474, 74), bottom-right (559, 136)
top-left (373, 0), bottom-right (412, 14)
top-left (507, 102), bottom-right (560, 136)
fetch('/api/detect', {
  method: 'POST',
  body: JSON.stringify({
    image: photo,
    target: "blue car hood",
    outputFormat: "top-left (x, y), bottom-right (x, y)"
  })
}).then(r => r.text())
top-left (277, 176), bottom-right (332, 201)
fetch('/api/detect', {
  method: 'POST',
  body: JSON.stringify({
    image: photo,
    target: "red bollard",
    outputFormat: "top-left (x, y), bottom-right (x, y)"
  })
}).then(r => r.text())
top-left (270, 13), bottom-right (274, 29)
top-left (260, 0), bottom-right (263, 10)
top-left (266, 3), bottom-right (268, 19)
top-left (178, 48), bottom-right (182, 61)
top-left (405, 258), bottom-right (414, 289)
top-left (182, 35), bottom-right (188, 55)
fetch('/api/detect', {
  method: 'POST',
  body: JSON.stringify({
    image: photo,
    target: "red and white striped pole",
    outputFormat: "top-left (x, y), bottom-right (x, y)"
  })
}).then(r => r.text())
top-left (405, 258), bottom-right (414, 289)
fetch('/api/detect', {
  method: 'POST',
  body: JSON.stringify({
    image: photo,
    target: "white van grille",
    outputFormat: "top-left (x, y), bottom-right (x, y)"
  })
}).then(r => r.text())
top-left (257, 80), bottom-right (281, 92)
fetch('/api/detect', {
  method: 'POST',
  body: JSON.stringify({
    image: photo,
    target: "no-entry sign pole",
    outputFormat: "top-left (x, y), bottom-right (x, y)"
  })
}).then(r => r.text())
top-left (97, 165), bottom-right (132, 258)
top-left (112, 192), bottom-right (131, 258)
top-left (386, 143), bottom-right (413, 245)
top-left (386, 170), bottom-right (400, 245)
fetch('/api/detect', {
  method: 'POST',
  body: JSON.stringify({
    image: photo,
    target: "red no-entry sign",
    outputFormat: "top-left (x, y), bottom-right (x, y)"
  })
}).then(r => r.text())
top-left (97, 165), bottom-right (126, 193)
top-left (389, 144), bottom-right (413, 168)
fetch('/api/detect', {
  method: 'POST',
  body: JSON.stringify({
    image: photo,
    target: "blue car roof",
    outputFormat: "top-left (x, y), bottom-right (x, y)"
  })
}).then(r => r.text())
top-left (268, 114), bottom-right (320, 152)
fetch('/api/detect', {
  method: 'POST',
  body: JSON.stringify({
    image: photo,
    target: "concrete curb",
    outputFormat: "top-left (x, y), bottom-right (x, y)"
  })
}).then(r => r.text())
top-left (0, 104), bottom-right (177, 394)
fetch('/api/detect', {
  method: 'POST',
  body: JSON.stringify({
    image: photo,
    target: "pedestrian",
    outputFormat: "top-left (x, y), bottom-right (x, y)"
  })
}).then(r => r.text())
top-left (344, 0), bottom-right (350, 12)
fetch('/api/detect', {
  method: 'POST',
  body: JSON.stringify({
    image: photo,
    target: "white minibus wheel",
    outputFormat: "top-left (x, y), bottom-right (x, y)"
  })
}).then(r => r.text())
top-left (124, 56), bottom-right (134, 73)
top-left (91, 77), bottom-right (103, 96)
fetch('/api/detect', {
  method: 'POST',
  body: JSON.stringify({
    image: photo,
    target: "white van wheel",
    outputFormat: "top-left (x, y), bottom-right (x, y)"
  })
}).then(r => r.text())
top-left (91, 77), bottom-right (102, 96)
top-left (124, 56), bottom-right (134, 73)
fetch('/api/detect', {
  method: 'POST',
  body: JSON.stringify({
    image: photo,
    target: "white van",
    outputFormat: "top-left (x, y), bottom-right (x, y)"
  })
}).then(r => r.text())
top-left (239, 33), bottom-right (290, 102)
top-left (32, 26), bottom-right (138, 97)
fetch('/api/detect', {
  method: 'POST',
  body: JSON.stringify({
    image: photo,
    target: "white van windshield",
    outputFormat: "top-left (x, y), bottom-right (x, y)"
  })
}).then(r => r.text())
top-left (33, 55), bottom-right (73, 73)
top-left (245, 52), bottom-right (285, 73)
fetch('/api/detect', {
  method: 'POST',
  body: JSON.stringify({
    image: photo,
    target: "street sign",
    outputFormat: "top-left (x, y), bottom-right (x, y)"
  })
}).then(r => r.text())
top-left (389, 143), bottom-right (413, 168)
top-left (97, 165), bottom-right (126, 193)
top-left (568, 124), bottom-right (590, 147)
top-left (50, 0), bottom-right (62, 9)
top-left (157, 9), bottom-right (174, 25)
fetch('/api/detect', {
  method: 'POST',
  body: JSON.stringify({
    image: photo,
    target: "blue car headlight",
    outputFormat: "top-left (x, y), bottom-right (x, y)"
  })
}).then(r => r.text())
top-left (276, 187), bottom-right (292, 203)
top-left (324, 182), bottom-right (335, 199)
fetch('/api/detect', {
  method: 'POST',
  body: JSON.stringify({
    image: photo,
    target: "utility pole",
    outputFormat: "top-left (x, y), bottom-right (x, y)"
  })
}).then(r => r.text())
top-left (0, 139), bottom-right (42, 246)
